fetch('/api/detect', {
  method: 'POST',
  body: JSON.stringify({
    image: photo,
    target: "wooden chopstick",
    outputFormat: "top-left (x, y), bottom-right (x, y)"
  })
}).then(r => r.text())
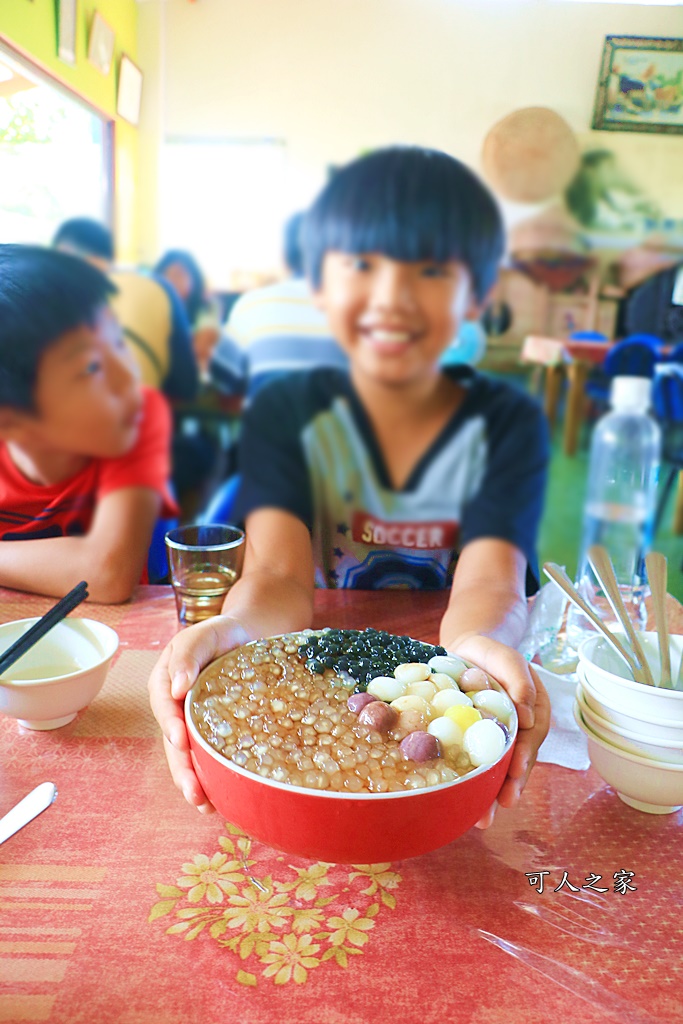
top-left (0, 581), bottom-right (89, 677)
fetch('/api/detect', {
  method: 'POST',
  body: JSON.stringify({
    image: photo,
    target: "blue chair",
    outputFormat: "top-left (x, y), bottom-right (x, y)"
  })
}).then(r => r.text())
top-left (584, 337), bottom-right (660, 412)
top-left (569, 330), bottom-right (608, 343)
top-left (195, 474), bottom-right (242, 525)
top-left (666, 342), bottom-right (683, 364)
top-left (603, 338), bottom-right (660, 378)
top-left (147, 514), bottom-right (179, 584)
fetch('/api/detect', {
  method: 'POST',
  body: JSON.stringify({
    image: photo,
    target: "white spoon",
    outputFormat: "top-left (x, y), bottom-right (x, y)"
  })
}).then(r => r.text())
top-left (0, 782), bottom-right (57, 845)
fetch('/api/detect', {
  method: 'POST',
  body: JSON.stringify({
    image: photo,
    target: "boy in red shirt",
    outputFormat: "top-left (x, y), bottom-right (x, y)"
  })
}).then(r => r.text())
top-left (0, 245), bottom-right (176, 603)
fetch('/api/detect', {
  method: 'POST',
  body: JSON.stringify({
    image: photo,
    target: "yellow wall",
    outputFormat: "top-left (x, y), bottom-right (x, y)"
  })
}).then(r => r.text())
top-left (0, 0), bottom-right (139, 260)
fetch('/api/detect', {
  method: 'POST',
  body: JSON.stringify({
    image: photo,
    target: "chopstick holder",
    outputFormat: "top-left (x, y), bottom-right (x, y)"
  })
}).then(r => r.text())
top-left (0, 581), bottom-right (89, 676)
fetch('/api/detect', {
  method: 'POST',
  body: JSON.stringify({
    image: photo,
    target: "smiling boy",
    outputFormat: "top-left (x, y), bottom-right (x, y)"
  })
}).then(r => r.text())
top-left (0, 245), bottom-right (176, 603)
top-left (149, 146), bottom-right (551, 823)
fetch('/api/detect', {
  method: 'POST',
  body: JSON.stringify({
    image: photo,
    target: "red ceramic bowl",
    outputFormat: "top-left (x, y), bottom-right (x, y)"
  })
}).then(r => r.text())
top-left (185, 646), bottom-right (517, 863)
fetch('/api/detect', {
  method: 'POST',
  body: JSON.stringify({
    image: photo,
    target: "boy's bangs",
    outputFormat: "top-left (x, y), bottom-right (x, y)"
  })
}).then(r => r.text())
top-left (321, 199), bottom-right (466, 266)
top-left (306, 147), bottom-right (504, 299)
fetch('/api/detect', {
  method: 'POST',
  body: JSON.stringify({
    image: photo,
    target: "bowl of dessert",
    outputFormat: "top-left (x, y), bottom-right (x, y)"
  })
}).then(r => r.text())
top-left (185, 627), bottom-right (517, 862)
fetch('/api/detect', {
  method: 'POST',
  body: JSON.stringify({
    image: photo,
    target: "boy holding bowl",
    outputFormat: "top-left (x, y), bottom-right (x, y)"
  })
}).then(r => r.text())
top-left (149, 146), bottom-right (551, 826)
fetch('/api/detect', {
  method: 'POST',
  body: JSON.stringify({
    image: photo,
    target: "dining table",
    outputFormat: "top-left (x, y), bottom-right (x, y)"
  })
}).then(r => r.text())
top-left (521, 334), bottom-right (614, 458)
top-left (1, 585), bottom-right (682, 1024)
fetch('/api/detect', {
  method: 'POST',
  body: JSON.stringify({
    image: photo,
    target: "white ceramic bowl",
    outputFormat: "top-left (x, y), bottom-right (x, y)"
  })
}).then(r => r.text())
top-left (0, 618), bottom-right (119, 730)
top-left (573, 702), bottom-right (683, 814)
top-left (578, 632), bottom-right (683, 723)
top-left (578, 665), bottom-right (683, 744)
top-left (575, 684), bottom-right (683, 765)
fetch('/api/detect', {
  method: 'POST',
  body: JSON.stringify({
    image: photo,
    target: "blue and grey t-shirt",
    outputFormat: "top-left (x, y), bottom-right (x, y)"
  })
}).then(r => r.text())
top-left (234, 367), bottom-right (549, 592)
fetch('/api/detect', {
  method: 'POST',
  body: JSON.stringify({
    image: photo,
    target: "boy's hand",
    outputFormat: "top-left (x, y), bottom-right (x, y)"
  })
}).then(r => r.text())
top-left (451, 634), bottom-right (551, 830)
top-left (148, 615), bottom-right (250, 813)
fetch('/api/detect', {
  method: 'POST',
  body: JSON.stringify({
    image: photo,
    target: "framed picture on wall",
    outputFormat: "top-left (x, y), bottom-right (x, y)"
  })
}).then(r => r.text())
top-left (57, 0), bottom-right (77, 66)
top-left (592, 35), bottom-right (683, 135)
top-left (88, 11), bottom-right (115, 76)
top-left (117, 55), bottom-right (143, 126)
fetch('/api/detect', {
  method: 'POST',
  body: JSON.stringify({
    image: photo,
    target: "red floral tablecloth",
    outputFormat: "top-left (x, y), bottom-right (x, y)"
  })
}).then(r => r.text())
top-left (1, 587), bottom-right (681, 1024)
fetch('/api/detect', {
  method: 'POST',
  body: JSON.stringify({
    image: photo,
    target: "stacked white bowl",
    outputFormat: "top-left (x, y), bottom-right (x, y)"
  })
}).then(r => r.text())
top-left (574, 631), bottom-right (683, 814)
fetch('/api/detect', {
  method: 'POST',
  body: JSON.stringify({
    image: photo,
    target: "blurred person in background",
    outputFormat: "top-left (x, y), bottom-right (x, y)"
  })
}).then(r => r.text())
top-left (53, 218), bottom-right (198, 403)
top-left (209, 210), bottom-right (348, 399)
top-left (155, 249), bottom-right (223, 376)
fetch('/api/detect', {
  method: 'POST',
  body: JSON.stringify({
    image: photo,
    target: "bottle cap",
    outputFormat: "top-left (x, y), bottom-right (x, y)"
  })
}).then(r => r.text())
top-left (609, 376), bottom-right (652, 412)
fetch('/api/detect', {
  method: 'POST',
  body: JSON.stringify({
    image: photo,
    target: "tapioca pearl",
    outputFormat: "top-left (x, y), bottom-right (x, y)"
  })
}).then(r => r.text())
top-left (473, 690), bottom-right (514, 724)
top-left (427, 716), bottom-right (464, 750)
top-left (459, 667), bottom-right (492, 692)
top-left (394, 662), bottom-right (431, 684)
top-left (389, 695), bottom-right (433, 720)
top-left (367, 676), bottom-right (407, 701)
top-left (311, 718), bottom-right (332, 735)
top-left (406, 680), bottom-right (437, 702)
top-left (344, 775), bottom-right (364, 792)
top-left (430, 689), bottom-right (473, 715)
top-left (428, 655), bottom-right (468, 680)
top-left (403, 772), bottom-right (428, 789)
top-left (463, 718), bottom-right (506, 767)
top-left (430, 672), bottom-right (461, 692)
top-left (444, 705), bottom-right (482, 731)
top-left (303, 770), bottom-right (329, 789)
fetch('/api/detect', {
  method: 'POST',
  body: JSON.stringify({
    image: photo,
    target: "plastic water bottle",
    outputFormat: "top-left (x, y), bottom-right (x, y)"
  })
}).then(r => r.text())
top-left (566, 376), bottom-right (661, 651)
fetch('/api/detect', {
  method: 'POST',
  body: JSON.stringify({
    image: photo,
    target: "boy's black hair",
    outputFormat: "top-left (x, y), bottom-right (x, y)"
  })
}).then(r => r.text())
top-left (283, 212), bottom-right (306, 277)
top-left (52, 217), bottom-right (115, 262)
top-left (303, 146), bottom-right (505, 302)
top-left (0, 244), bottom-right (115, 411)
top-left (154, 249), bottom-right (206, 325)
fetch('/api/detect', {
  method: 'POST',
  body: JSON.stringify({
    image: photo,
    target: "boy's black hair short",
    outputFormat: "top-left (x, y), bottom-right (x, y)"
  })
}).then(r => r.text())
top-left (283, 212), bottom-right (306, 277)
top-left (303, 146), bottom-right (505, 302)
top-left (52, 217), bottom-right (115, 262)
top-left (0, 244), bottom-right (115, 411)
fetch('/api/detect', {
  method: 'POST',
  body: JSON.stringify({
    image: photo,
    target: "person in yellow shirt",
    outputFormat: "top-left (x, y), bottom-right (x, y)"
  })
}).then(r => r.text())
top-left (53, 218), bottom-right (198, 401)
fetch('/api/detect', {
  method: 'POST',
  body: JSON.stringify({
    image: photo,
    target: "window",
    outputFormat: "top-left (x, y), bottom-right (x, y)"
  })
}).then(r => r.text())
top-left (0, 45), bottom-right (113, 245)
top-left (159, 137), bottom-right (288, 290)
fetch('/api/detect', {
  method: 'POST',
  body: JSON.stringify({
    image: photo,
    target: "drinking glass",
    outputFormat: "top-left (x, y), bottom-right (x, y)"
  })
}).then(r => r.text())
top-left (165, 524), bottom-right (245, 625)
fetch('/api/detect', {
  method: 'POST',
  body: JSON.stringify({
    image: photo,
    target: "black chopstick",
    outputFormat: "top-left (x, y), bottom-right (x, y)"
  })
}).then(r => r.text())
top-left (0, 581), bottom-right (89, 676)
